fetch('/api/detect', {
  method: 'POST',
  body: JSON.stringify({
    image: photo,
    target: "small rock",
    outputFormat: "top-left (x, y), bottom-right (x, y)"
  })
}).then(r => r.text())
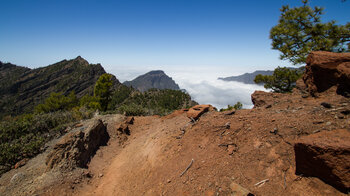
top-left (125, 116), bottom-right (135, 124)
top-left (227, 145), bottom-right (237, 155)
top-left (225, 122), bottom-right (230, 129)
top-left (302, 95), bottom-right (309, 98)
top-left (313, 130), bottom-right (320, 134)
top-left (74, 123), bottom-right (83, 128)
top-left (224, 109), bottom-right (236, 115)
top-left (326, 122), bottom-right (332, 126)
top-left (265, 104), bottom-right (272, 109)
top-left (10, 173), bottom-right (25, 184)
top-left (313, 120), bottom-right (324, 124)
top-left (167, 179), bottom-right (171, 183)
top-left (98, 173), bottom-right (103, 178)
top-left (321, 102), bottom-right (332, 108)
top-left (230, 182), bottom-right (253, 196)
top-left (270, 128), bottom-right (278, 134)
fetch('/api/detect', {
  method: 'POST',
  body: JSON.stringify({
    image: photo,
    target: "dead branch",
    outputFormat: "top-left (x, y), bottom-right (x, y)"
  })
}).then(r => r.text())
top-left (254, 179), bottom-right (269, 187)
top-left (218, 143), bottom-right (235, 147)
top-left (180, 159), bottom-right (194, 177)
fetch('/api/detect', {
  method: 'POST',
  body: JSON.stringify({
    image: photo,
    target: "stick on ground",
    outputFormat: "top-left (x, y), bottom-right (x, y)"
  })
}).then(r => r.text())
top-left (254, 179), bottom-right (269, 187)
top-left (180, 159), bottom-right (194, 177)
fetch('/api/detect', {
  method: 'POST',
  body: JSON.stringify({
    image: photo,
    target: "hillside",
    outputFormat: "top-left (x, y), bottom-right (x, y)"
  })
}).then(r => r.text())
top-left (0, 57), bottom-right (120, 118)
top-left (123, 70), bottom-right (180, 92)
top-left (0, 52), bottom-right (349, 196)
top-left (218, 70), bottom-right (273, 84)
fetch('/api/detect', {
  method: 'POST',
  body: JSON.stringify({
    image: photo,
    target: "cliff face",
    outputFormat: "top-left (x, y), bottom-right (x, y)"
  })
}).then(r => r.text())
top-left (0, 56), bottom-right (120, 117)
top-left (123, 70), bottom-right (180, 92)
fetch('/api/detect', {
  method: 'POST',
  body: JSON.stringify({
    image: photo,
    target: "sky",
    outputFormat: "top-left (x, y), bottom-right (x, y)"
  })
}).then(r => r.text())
top-left (1, 0), bottom-right (349, 108)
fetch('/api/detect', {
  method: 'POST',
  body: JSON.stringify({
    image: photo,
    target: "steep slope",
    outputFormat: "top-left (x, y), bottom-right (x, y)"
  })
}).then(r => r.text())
top-left (123, 70), bottom-right (180, 92)
top-left (0, 57), bottom-right (120, 117)
top-left (218, 70), bottom-right (273, 84)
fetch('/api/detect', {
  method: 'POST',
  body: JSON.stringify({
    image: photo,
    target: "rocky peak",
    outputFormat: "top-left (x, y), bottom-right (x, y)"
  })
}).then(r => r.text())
top-left (72, 56), bottom-right (89, 66)
top-left (123, 70), bottom-right (180, 92)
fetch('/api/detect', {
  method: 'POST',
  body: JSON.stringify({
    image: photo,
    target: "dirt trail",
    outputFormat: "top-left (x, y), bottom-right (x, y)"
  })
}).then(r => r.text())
top-left (1, 88), bottom-right (349, 196)
top-left (75, 115), bottom-right (191, 195)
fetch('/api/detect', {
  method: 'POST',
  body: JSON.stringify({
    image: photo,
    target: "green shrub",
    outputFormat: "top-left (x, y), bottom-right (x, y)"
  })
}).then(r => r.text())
top-left (0, 111), bottom-right (90, 175)
top-left (220, 101), bottom-right (243, 112)
top-left (34, 91), bottom-right (78, 113)
top-left (233, 102), bottom-right (243, 110)
top-left (254, 67), bottom-right (303, 93)
top-left (118, 103), bottom-right (147, 116)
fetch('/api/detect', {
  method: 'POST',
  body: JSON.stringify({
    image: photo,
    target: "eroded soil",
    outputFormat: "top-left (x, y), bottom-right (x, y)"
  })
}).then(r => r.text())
top-left (1, 87), bottom-right (349, 196)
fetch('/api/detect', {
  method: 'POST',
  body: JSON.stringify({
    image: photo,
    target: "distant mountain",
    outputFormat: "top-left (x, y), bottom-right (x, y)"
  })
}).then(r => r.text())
top-left (0, 56), bottom-right (120, 117)
top-left (123, 70), bottom-right (180, 92)
top-left (218, 70), bottom-right (274, 84)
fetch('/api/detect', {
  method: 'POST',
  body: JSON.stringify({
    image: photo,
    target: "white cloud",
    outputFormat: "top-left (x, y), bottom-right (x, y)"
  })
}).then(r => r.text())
top-left (108, 65), bottom-right (268, 109)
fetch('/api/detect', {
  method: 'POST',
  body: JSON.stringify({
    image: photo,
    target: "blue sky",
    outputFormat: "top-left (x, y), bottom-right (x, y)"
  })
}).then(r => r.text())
top-left (1, 0), bottom-right (349, 71)
top-left (1, 0), bottom-right (349, 108)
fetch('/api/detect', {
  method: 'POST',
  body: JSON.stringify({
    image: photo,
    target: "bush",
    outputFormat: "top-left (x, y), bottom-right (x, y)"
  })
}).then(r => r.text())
top-left (254, 67), bottom-right (303, 93)
top-left (220, 101), bottom-right (243, 112)
top-left (118, 103), bottom-right (147, 116)
top-left (34, 91), bottom-right (78, 113)
top-left (0, 110), bottom-right (91, 175)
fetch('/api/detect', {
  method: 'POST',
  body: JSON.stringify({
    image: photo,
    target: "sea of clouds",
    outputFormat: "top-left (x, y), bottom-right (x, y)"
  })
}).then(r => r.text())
top-left (109, 65), bottom-right (268, 109)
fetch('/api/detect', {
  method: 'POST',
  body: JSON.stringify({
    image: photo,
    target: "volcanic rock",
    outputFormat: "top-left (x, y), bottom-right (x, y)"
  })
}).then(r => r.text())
top-left (251, 91), bottom-right (277, 108)
top-left (46, 119), bottom-right (109, 171)
top-left (303, 51), bottom-right (350, 96)
top-left (294, 129), bottom-right (350, 192)
top-left (187, 105), bottom-right (214, 120)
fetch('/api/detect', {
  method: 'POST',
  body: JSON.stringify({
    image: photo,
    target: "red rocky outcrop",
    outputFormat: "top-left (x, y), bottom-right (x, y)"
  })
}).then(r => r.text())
top-left (294, 129), bottom-right (350, 193)
top-left (187, 105), bottom-right (215, 120)
top-left (303, 51), bottom-right (350, 96)
top-left (46, 119), bottom-right (109, 171)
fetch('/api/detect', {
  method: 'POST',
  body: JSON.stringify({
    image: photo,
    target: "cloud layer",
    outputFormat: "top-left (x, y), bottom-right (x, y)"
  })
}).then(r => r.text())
top-left (109, 65), bottom-right (268, 109)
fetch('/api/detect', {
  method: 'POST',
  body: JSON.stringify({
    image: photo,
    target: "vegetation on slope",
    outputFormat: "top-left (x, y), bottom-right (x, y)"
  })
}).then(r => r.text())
top-left (0, 72), bottom-right (196, 175)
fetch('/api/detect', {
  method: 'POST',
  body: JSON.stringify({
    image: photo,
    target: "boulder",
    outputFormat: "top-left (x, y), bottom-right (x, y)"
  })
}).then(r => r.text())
top-left (303, 51), bottom-right (350, 96)
top-left (186, 105), bottom-right (214, 120)
top-left (294, 129), bottom-right (350, 193)
top-left (251, 91), bottom-right (277, 108)
top-left (46, 119), bottom-right (109, 171)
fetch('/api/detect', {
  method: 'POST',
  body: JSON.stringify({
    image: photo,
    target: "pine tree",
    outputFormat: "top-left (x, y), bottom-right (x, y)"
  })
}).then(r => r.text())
top-left (254, 67), bottom-right (303, 93)
top-left (94, 73), bottom-right (114, 111)
top-left (270, 0), bottom-right (350, 65)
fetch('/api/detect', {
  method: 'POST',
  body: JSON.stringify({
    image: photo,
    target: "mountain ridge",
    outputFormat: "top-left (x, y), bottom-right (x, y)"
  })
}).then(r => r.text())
top-left (218, 70), bottom-right (274, 84)
top-left (0, 56), bottom-right (120, 117)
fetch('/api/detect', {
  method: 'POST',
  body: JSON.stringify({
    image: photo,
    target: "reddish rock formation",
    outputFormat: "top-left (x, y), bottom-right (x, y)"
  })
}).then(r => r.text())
top-left (251, 91), bottom-right (268, 107)
top-left (294, 129), bottom-right (350, 193)
top-left (46, 119), bottom-right (109, 171)
top-left (303, 51), bottom-right (350, 96)
top-left (186, 105), bottom-right (214, 120)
